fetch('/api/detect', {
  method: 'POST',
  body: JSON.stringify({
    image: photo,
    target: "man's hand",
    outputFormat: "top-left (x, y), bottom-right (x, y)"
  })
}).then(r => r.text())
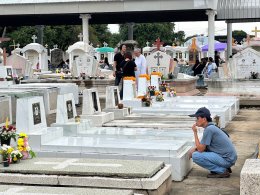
top-left (113, 72), bottom-right (116, 77)
top-left (188, 146), bottom-right (197, 159)
top-left (192, 123), bottom-right (198, 134)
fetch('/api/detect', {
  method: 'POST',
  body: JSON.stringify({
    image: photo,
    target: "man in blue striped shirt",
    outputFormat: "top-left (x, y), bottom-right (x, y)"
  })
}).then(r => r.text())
top-left (189, 107), bottom-right (237, 178)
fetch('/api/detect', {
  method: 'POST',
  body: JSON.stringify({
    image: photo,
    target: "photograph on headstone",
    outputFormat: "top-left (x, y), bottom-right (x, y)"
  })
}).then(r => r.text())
top-left (114, 89), bottom-right (119, 106)
top-left (6, 68), bottom-right (12, 77)
top-left (92, 92), bottom-right (98, 112)
top-left (66, 100), bottom-right (74, 119)
top-left (32, 102), bottom-right (41, 125)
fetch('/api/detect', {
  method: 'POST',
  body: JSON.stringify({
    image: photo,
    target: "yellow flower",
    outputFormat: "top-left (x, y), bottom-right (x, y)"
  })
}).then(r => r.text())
top-left (13, 157), bottom-right (17, 161)
top-left (18, 146), bottom-right (23, 151)
top-left (7, 147), bottom-right (14, 154)
top-left (17, 138), bottom-right (24, 145)
top-left (19, 133), bottom-right (28, 138)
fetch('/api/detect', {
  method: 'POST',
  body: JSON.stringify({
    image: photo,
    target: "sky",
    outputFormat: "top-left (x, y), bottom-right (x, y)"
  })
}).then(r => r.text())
top-left (108, 21), bottom-right (260, 38)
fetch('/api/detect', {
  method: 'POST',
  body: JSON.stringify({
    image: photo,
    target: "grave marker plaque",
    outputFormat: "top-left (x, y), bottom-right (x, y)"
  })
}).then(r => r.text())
top-left (92, 92), bottom-right (98, 112)
top-left (66, 100), bottom-right (74, 119)
top-left (114, 89), bottom-right (119, 106)
top-left (32, 102), bottom-right (41, 125)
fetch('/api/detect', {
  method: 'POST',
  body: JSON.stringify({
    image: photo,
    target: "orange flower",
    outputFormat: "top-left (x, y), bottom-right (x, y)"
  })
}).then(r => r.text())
top-left (123, 77), bottom-right (136, 81)
top-left (137, 96), bottom-right (145, 99)
top-left (139, 74), bottom-right (150, 80)
top-left (151, 72), bottom-right (162, 77)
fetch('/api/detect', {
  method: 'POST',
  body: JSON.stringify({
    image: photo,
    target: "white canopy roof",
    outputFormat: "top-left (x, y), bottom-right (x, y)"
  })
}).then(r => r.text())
top-left (21, 43), bottom-right (47, 54)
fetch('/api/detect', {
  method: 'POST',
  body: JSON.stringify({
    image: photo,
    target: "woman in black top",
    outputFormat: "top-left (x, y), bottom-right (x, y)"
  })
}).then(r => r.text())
top-left (120, 52), bottom-right (137, 77)
top-left (119, 52), bottom-right (137, 99)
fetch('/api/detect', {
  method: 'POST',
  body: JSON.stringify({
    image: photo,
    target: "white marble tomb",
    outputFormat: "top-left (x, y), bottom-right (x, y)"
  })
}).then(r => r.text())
top-left (81, 88), bottom-right (114, 126)
top-left (0, 96), bottom-right (12, 126)
top-left (103, 86), bottom-right (129, 119)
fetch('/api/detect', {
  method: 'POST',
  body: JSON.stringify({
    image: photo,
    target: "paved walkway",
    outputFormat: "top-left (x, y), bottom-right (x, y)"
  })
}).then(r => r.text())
top-left (171, 109), bottom-right (260, 195)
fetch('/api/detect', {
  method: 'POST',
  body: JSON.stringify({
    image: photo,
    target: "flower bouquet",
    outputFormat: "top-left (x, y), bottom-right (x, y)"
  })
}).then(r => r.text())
top-left (17, 133), bottom-right (36, 160)
top-left (156, 92), bottom-right (164, 102)
top-left (169, 87), bottom-right (177, 97)
top-left (141, 95), bottom-right (152, 107)
top-left (0, 119), bottom-right (17, 146)
top-left (159, 83), bottom-right (168, 92)
top-left (0, 144), bottom-right (14, 167)
top-left (148, 86), bottom-right (156, 96)
top-left (10, 150), bottom-right (23, 163)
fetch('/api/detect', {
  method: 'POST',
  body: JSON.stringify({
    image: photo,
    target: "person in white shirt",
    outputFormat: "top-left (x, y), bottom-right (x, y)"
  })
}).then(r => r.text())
top-left (134, 48), bottom-right (147, 78)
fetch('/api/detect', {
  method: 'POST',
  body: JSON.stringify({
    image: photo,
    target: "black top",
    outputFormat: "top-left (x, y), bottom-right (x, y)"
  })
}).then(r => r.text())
top-left (114, 52), bottom-right (125, 72)
top-left (121, 60), bottom-right (136, 77)
top-left (215, 55), bottom-right (220, 67)
top-left (192, 63), bottom-right (205, 76)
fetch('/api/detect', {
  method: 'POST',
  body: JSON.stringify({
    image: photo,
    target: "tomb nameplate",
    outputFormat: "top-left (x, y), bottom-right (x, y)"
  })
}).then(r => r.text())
top-left (92, 92), bottom-right (99, 112)
top-left (66, 100), bottom-right (74, 119)
top-left (32, 102), bottom-right (41, 125)
top-left (114, 89), bottom-right (119, 106)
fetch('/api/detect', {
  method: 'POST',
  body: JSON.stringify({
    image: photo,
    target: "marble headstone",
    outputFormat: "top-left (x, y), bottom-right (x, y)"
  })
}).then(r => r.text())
top-left (51, 48), bottom-right (64, 67)
top-left (56, 93), bottom-right (77, 124)
top-left (146, 51), bottom-right (171, 77)
top-left (123, 80), bottom-right (136, 100)
top-left (150, 75), bottom-right (159, 92)
top-left (82, 88), bottom-right (101, 115)
top-left (105, 86), bottom-right (120, 109)
top-left (75, 54), bottom-right (99, 77)
top-left (231, 47), bottom-right (260, 79)
top-left (0, 96), bottom-right (12, 126)
top-left (137, 76), bottom-right (147, 96)
top-left (16, 96), bottom-right (47, 134)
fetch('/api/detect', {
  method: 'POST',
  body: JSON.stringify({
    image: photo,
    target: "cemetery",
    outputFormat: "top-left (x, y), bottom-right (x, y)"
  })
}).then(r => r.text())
top-left (0, 0), bottom-right (260, 194)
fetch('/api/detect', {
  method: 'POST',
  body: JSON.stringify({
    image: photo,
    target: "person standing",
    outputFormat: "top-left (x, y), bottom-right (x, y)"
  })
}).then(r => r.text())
top-left (134, 48), bottom-right (147, 78)
top-left (113, 44), bottom-right (126, 86)
top-left (188, 107), bottom-right (237, 178)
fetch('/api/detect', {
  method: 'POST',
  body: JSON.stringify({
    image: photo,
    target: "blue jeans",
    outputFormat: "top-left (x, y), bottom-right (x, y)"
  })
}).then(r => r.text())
top-left (192, 151), bottom-right (233, 173)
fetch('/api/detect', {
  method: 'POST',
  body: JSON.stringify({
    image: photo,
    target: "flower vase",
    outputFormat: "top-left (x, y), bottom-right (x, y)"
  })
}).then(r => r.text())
top-left (1, 138), bottom-right (11, 146)
top-left (21, 151), bottom-right (29, 160)
top-left (3, 161), bottom-right (9, 167)
top-left (149, 91), bottom-right (155, 96)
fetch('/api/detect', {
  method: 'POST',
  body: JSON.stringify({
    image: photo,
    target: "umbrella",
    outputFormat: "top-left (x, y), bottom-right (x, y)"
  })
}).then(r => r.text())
top-left (202, 42), bottom-right (227, 52)
top-left (96, 47), bottom-right (115, 53)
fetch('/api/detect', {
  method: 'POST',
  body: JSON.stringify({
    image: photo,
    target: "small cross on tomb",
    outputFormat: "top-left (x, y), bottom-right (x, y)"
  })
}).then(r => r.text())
top-left (9, 40), bottom-right (17, 50)
top-left (154, 51), bottom-right (163, 71)
top-left (34, 159), bottom-right (122, 169)
top-left (31, 35), bottom-right (37, 43)
top-left (252, 26), bottom-right (260, 38)
top-left (53, 44), bottom-right (58, 49)
top-left (146, 41), bottom-right (150, 47)
top-left (45, 44), bottom-right (48, 48)
top-left (103, 42), bottom-right (108, 47)
top-left (78, 33), bottom-right (83, 41)
top-left (17, 43), bottom-right (20, 48)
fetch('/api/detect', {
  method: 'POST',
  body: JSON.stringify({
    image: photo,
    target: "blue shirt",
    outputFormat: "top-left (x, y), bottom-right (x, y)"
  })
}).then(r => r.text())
top-left (201, 122), bottom-right (237, 164)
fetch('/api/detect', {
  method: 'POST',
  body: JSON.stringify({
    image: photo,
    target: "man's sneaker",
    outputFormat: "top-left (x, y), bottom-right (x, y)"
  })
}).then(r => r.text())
top-left (207, 170), bottom-right (230, 178)
top-left (227, 167), bottom-right (232, 173)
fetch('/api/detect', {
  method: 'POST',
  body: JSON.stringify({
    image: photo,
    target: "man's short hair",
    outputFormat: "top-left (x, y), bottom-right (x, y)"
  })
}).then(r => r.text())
top-left (134, 48), bottom-right (141, 53)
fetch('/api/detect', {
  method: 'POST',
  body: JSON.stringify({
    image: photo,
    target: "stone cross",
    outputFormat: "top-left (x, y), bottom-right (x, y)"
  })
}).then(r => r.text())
top-left (45, 44), bottom-right (48, 48)
top-left (78, 33), bottom-right (83, 41)
top-left (103, 42), bottom-right (108, 47)
top-left (0, 187), bottom-right (69, 195)
top-left (34, 159), bottom-right (122, 169)
top-left (17, 43), bottom-right (20, 48)
top-left (31, 35), bottom-right (37, 43)
top-left (154, 52), bottom-right (163, 67)
top-left (146, 41), bottom-right (150, 47)
top-left (252, 26), bottom-right (260, 38)
top-left (53, 44), bottom-right (58, 49)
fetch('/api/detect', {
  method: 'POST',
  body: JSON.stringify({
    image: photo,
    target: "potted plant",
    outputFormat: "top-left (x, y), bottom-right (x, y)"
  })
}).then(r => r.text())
top-left (250, 71), bottom-right (259, 79)
top-left (156, 92), bottom-right (164, 102)
top-left (159, 83), bottom-right (168, 92)
top-left (148, 86), bottom-right (156, 96)
top-left (118, 103), bottom-right (124, 109)
top-left (141, 95), bottom-right (152, 107)
top-left (17, 133), bottom-right (36, 160)
top-left (0, 123), bottom-right (17, 146)
top-left (169, 87), bottom-right (177, 97)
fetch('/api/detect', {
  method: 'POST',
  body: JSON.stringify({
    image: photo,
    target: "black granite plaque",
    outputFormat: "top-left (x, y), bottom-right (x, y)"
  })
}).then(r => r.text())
top-left (114, 89), bottom-right (119, 106)
top-left (66, 100), bottom-right (74, 119)
top-left (92, 92), bottom-right (98, 112)
top-left (32, 102), bottom-right (41, 125)
top-left (6, 68), bottom-right (12, 77)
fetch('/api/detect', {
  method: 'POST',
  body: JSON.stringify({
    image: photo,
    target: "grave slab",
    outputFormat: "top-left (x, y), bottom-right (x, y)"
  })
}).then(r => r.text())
top-left (0, 158), bottom-right (171, 194)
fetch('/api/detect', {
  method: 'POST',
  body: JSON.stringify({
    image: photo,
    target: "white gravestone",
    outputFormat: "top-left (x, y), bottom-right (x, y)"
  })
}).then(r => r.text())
top-left (150, 75), bottom-right (159, 91)
top-left (137, 76), bottom-right (147, 96)
top-left (75, 54), bottom-right (99, 77)
top-left (0, 96), bottom-right (12, 126)
top-left (103, 86), bottom-right (129, 119)
top-left (231, 47), bottom-right (260, 79)
top-left (146, 51), bottom-right (171, 78)
top-left (7, 53), bottom-right (33, 78)
top-left (51, 93), bottom-right (92, 136)
top-left (81, 88), bottom-right (114, 126)
top-left (123, 80), bottom-right (136, 100)
top-left (0, 66), bottom-right (13, 78)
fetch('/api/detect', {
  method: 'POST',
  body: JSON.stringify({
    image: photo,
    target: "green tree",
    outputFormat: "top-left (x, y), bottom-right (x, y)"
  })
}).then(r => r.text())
top-left (119, 23), bottom-right (175, 47)
top-left (232, 30), bottom-right (247, 37)
top-left (91, 24), bottom-right (112, 47)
